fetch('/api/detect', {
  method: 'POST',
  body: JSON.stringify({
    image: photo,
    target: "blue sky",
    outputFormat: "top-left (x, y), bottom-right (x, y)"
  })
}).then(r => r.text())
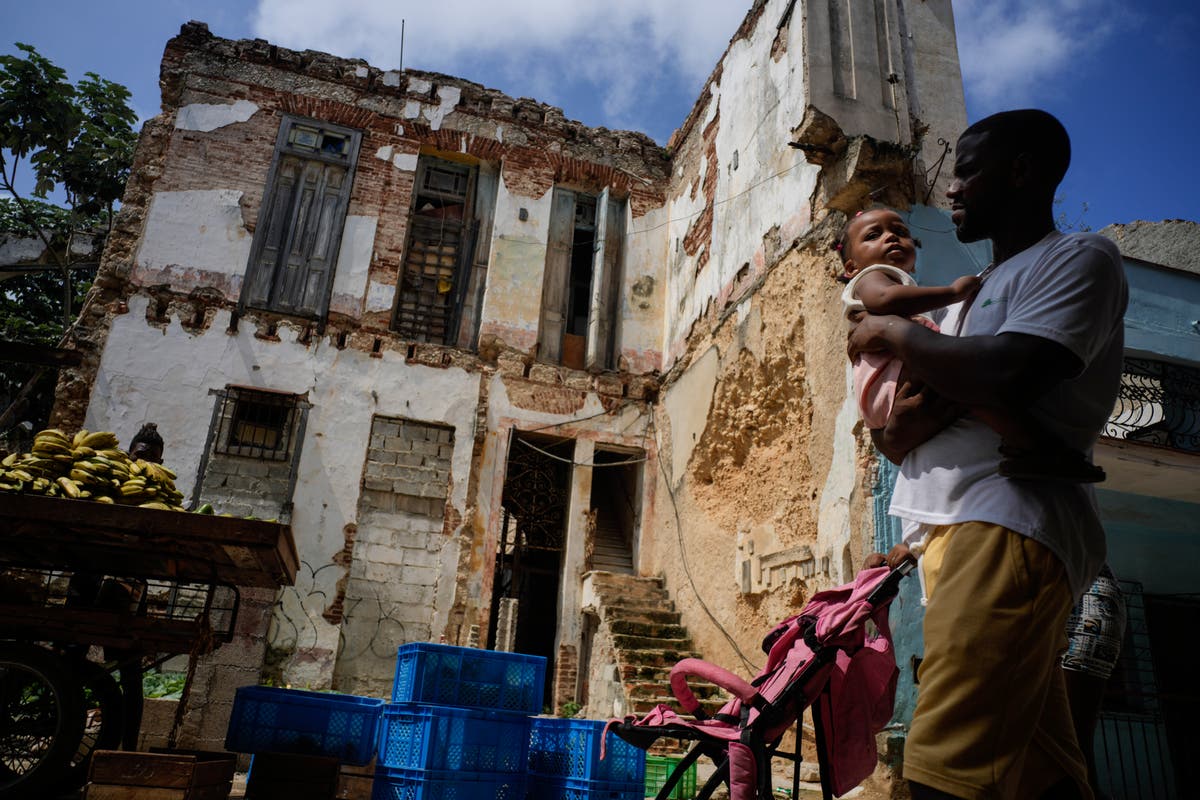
top-left (5, 0), bottom-right (1198, 229)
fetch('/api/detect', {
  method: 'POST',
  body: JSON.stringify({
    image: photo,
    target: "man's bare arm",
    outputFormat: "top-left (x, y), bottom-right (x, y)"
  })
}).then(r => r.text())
top-left (854, 271), bottom-right (980, 319)
top-left (849, 314), bottom-right (1081, 411)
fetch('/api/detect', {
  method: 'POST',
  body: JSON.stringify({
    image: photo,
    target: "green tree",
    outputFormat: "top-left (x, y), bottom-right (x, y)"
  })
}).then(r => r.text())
top-left (0, 43), bottom-right (138, 437)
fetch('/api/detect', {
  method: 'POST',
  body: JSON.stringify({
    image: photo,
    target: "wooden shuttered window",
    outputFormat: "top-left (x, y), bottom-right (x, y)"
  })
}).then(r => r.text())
top-left (538, 188), bottom-right (578, 365)
top-left (394, 156), bottom-right (497, 347)
top-left (538, 187), bottom-right (625, 370)
top-left (241, 117), bottom-right (361, 324)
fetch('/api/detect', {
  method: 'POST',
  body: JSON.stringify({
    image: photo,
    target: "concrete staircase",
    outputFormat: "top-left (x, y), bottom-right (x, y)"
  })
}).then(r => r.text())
top-left (591, 508), bottom-right (635, 574)
top-left (585, 572), bottom-right (727, 721)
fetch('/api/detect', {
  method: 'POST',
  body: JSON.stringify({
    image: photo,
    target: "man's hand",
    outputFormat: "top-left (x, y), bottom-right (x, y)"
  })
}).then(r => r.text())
top-left (847, 313), bottom-right (909, 359)
top-left (871, 380), bottom-right (964, 464)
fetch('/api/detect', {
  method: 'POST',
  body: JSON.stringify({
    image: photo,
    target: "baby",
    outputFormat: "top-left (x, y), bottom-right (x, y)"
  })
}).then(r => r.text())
top-left (839, 208), bottom-right (1105, 485)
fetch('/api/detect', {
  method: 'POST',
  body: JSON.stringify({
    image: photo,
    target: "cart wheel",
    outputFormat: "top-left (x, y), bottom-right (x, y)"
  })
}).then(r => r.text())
top-left (63, 660), bottom-right (125, 789)
top-left (0, 643), bottom-right (85, 799)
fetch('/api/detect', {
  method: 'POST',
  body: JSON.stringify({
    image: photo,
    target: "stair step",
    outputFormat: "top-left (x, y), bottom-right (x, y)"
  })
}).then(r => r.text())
top-left (630, 696), bottom-right (726, 715)
top-left (594, 562), bottom-right (634, 576)
top-left (597, 595), bottom-right (670, 609)
top-left (613, 634), bottom-right (694, 651)
top-left (626, 681), bottom-right (725, 701)
top-left (602, 606), bottom-right (680, 624)
top-left (619, 648), bottom-right (703, 667)
top-left (610, 620), bottom-right (688, 639)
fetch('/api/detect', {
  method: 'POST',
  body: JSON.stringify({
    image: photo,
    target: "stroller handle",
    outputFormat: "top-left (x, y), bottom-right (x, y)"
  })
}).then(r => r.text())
top-left (865, 561), bottom-right (914, 607)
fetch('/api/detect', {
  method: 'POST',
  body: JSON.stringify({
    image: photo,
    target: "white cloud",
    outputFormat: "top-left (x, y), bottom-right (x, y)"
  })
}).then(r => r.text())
top-left (953, 0), bottom-right (1127, 108)
top-left (250, 0), bottom-right (747, 136)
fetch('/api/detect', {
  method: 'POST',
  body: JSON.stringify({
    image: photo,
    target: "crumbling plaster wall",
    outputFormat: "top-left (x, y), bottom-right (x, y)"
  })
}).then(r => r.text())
top-left (84, 300), bottom-right (480, 687)
top-left (663, 0), bottom-right (819, 365)
top-left (649, 242), bottom-right (874, 669)
top-left (641, 0), bottom-right (947, 668)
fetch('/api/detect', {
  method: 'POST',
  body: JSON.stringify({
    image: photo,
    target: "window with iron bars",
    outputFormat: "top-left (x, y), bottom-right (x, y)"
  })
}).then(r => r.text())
top-left (393, 157), bottom-right (478, 344)
top-left (213, 387), bottom-right (304, 461)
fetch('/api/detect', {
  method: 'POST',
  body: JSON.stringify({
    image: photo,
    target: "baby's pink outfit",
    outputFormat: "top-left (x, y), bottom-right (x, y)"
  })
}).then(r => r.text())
top-left (842, 265), bottom-right (940, 429)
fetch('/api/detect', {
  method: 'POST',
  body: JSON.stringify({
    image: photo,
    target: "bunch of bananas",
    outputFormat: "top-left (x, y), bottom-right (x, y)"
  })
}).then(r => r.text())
top-left (0, 428), bottom-right (187, 511)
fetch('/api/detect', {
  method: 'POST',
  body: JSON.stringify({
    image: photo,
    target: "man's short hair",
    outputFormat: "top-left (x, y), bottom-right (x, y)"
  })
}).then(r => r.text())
top-left (961, 109), bottom-right (1071, 188)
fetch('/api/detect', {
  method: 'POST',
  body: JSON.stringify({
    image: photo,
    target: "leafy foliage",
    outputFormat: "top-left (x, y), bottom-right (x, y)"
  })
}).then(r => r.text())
top-left (142, 671), bottom-right (187, 700)
top-left (0, 43), bottom-right (137, 210)
top-left (0, 43), bottom-right (137, 436)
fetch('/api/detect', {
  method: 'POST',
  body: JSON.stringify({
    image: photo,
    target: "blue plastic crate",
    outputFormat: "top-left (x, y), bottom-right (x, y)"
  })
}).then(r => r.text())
top-left (527, 718), bottom-right (645, 785)
top-left (225, 685), bottom-right (383, 765)
top-left (392, 643), bottom-right (545, 714)
top-left (527, 776), bottom-right (645, 800)
top-left (371, 767), bottom-right (526, 800)
top-left (378, 704), bottom-right (530, 773)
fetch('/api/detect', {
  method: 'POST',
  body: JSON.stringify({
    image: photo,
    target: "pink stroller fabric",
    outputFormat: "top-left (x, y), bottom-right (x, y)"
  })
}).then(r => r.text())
top-left (610, 565), bottom-right (907, 800)
top-left (854, 315), bottom-right (941, 429)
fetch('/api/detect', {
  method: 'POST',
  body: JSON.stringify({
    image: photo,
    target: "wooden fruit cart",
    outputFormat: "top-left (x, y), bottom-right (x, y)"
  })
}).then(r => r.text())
top-left (0, 493), bottom-right (298, 798)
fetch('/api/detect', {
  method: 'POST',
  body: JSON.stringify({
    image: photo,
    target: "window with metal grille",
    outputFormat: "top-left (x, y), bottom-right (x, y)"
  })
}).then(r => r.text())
top-left (393, 156), bottom-right (498, 346)
top-left (213, 387), bottom-right (303, 461)
top-left (240, 116), bottom-right (362, 325)
top-left (1106, 357), bottom-right (1200, 453)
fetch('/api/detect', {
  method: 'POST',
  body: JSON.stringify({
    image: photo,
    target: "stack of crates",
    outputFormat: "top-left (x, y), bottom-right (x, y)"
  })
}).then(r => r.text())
top-left (526, 717), bottom-right (646, 800)
top-left (373, 643), bottom-right (547, 800)
top-left (224, 686), bottom-right (385, 799)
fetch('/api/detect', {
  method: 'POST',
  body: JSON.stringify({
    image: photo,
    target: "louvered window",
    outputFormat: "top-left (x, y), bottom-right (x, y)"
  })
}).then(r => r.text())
top-left (240, 116), bottom-right (361, 324)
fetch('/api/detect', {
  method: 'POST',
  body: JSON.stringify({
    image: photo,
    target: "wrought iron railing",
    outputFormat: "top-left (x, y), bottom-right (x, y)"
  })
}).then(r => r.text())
top-left (1104, 357), bottom-right (1200, 453)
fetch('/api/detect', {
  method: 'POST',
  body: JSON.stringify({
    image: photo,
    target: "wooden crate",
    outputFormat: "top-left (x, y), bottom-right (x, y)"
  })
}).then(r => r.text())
top-left (86, 750), bottom-right (235, 800)
top-left (336, 762), bottom-right (374, 800)
top-left (245, 753), bottom-right (340, 800)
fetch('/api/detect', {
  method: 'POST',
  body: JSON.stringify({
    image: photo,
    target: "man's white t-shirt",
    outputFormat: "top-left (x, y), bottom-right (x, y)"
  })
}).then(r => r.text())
top-left (889, 231), bottom-right (1128, 598)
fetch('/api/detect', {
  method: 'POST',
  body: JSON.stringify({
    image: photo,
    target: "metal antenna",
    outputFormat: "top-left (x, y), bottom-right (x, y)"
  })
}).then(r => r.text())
top-left (400, 19), bottom-right (405, 72)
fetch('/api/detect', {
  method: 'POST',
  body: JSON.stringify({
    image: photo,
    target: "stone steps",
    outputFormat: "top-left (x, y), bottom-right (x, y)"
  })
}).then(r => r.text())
top-left (609, 619), bottom-right (689, 639)
top-left (586, 570), bottom-right (726, 743)
top-left (601, 606), bottom-right (681, 625)
top-left (613, 633), bottom-right (695, 651)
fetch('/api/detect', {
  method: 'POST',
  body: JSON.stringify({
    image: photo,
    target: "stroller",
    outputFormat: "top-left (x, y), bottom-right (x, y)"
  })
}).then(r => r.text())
top-left (608, 563), bottom-right (912, 800)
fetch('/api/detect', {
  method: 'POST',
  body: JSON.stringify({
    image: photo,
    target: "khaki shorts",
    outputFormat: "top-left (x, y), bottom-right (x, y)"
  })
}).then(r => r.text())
top-left (903, 522), bottom-right (1091, 800)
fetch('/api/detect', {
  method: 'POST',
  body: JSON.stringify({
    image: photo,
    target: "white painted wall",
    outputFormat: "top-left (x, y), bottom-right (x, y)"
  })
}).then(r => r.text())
top-left (134, 190), bottom-right (253, 294)
top-left (85, 297), bottom-right (481, 684)
top-left (175, 100), bottom-right (259, 132)
top-left (664, 2), bottom-right (820, 357)
top-left (477, 179), bottom-right (553, 347)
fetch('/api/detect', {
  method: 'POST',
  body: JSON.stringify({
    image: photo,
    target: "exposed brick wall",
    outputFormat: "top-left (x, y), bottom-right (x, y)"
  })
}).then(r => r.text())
top-left (553, 643), bottom-right (579, 713)
top-left (333, 416), bottom-right (454, 697)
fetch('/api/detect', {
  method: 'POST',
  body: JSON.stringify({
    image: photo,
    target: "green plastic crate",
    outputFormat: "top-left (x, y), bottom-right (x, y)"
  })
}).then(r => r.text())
top-left (644, 754), bottom-right (696, 799)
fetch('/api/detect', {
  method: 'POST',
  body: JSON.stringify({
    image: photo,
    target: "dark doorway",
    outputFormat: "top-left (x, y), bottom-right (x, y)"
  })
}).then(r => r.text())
top-left (587, 448), bottom-right (642, 574)
top-left (488, 433), bottom-right (572, 707)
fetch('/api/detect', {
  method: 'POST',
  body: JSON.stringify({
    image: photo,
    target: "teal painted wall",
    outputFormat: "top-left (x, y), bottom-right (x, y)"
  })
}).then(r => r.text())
top-left (1097, 489), bottom-right (1200, 595)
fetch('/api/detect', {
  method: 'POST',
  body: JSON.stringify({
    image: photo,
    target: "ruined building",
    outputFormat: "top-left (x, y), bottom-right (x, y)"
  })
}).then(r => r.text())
top-left (54, 0), bottom-right (974, 755)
